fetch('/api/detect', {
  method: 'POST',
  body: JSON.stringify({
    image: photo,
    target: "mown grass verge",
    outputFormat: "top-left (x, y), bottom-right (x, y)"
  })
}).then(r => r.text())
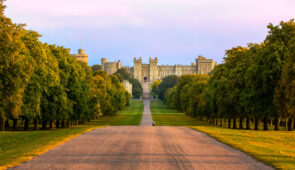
top-left (0, 99), bottom-right (143, 170)
top-left (95, 100), bottom-right (144, 126)
top-left (150, 100), bottom-right (295, 169)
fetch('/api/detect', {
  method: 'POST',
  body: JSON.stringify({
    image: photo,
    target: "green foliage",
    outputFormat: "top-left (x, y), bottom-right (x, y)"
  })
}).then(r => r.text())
top-left (129, 78), bottom-right (143, 99)
top-left (91, 64), bottom-right (101, 72)
top-left (151, 80), bottom-right (160, 98)
top-left (162, 19), bottom-right (295, 131)
top-left (114, 68), bottom-right (131, 80)
top-left (0, 3), bottom-right (129, 131)
top-left (158, 75), bottom-right (179, 100)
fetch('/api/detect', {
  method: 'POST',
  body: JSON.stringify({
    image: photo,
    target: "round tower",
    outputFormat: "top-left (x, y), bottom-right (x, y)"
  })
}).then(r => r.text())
top-left (101, 58), bottom-right (107, 71)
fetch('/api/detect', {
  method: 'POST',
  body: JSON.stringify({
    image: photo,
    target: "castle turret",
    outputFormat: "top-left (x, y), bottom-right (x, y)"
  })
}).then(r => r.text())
top-left (117, 60), bottom-right (122, 69)
top-left (149, 57), bottom-right (158, 82)
top-left (196, 55), bottom-right (216, 74)
top-left (101, 58), bottom-right (107, 71)
top-left (133, 57), bottom-right (142, 82)
top-left (71, 49), bottom-right (88, 65)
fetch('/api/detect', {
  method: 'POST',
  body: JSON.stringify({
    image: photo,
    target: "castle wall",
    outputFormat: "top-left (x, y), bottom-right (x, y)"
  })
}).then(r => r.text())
top-left (101, 56), bottom-right (216, 84)
top-left (101, 59), bottom-right (122, 75)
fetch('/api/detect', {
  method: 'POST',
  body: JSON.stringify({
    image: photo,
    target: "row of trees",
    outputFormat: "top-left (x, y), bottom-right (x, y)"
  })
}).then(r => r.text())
top-left (160, 19), bottom-right (295, 131)
top-left (114, 68), bottom-right (143, 99)
top-left (0, 1), bottom-right (129, 131)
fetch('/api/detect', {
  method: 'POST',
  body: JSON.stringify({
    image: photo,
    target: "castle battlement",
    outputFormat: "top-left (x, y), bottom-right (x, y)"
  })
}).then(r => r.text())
top-left (101, 56), bottom-right (216, 83)
top-left (71, 49), bottom-right (88, 65)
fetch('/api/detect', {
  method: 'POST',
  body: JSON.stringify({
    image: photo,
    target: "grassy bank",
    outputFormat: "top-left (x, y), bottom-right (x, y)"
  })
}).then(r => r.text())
top-left (0, 99), bottom-right (143, 169)
top-left (150, 100), bottom-right (295, 169)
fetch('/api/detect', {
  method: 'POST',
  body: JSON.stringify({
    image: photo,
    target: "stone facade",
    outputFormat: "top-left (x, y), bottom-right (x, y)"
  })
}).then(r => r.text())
top-left (101, 58), bottom-right (122, 75)
top-left (123, 80), bottom-right (132, 95)
top-left (101, 56), bottom-right (216, 83)
top-left (71, 49), bottom-right (88, 64)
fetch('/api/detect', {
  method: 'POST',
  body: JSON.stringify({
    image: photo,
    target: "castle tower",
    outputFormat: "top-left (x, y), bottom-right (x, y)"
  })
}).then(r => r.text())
top-left (71, 49), bottom-right (88, 65)
top-left (196, 56), bottom-right (216, 74)
top-left (149, 57), bottom-right (158, 82)
top-left (133, 57), bottom-right (142, 82)
top-left (117, 60), bottom-right (122, 70)
top-left (101, 58), bottom-right (107, 71)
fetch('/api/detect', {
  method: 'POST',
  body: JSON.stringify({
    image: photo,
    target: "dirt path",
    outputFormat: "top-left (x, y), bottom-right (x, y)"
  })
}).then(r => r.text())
top-left (11, 126), bottom-right (272, 170)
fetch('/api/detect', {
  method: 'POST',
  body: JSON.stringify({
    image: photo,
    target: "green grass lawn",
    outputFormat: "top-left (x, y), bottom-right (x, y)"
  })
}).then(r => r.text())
top-left (0, 99), bottom-right (143, 169)
top-left (96, 100), bottom-right (144, 126)
top-left (151, 100), bottom-right (295, 169)
top-left (150, 100), bottom-right (201, 126)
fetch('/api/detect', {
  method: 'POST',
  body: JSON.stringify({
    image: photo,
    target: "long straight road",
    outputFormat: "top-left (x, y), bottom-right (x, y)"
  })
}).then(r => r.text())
top-left (12, 126), bottom-right (272, 170)
top-left (140, 82), bottom-right (153, 126)
top-left (12, 83), bottom-right (272, 170)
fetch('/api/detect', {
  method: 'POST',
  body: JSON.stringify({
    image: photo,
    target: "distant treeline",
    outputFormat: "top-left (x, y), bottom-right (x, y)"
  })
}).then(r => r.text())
top-left (152, 19), bottom-right (295, 131)
top-left (0, 1), bottom-right (130, 131)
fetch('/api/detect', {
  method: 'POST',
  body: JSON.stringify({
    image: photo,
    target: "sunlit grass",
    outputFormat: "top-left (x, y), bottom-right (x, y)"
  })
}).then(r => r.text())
top-left (150, 100), bottom-right (201, 126)
top-left (151, 100), bottom-right (295, 169)
top-left (94, 100), bottom-right (143, 126)
top-left (0, 99), bottom-right (143, 169)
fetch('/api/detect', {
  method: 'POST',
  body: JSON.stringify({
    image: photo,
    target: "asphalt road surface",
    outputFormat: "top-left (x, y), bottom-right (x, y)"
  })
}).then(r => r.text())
top-left (11, 83), bottom-right (272, 170)
top-left (12, 126), bottom-right (272, 170)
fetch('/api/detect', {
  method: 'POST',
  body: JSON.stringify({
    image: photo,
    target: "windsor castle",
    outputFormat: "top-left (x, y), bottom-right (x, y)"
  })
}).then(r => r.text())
top-left (101, 56), bottom-right (216, 83)
top-left (71, 49), bottom-right (216, 83)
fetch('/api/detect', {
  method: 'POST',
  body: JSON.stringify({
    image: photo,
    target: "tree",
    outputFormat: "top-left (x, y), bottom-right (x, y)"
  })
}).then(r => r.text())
top-left (129, 78), bottom-right (142, 99)
top-left (158, 75), bottom-right (179, 100)
top-left (274, 39), bottom-right (295, 131)
top-left (0, 6), bottom-right (31, 130)
top-left (91, 64), bottom-right (101, 72)
top-left (151, 80), bottom-right (160, 99)
top-left (114, 68), bottom-right (131, 81)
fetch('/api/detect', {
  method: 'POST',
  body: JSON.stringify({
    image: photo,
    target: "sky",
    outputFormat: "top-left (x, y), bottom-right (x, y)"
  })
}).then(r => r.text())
top-left (4, 0), bottom-right (295, 66)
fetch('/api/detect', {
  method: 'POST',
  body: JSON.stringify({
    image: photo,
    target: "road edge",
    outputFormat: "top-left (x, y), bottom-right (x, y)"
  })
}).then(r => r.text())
top-left (1, 126), bottom-right (104, 170)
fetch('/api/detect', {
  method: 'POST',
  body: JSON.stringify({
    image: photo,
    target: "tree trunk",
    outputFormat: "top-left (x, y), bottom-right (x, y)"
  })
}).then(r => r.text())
top-left (56, 120), bottom-right (60, 128)
top-left (233, 118), bottom-right (237, 129)
top-left (254, 117), bottom-right (259, 130)
top-left (0, 117), bottom-right (4, 131)
top-left (34, 119), bottom-right (38, 131)
top-left (24, 117), bottom-right (29, 131)
top-left (228, 118), bottom-right (231, 128)
top-left (220, 118), bottom-right (223, 127)
top-left (13, 119), bottom-right (18, 131)
top-left (239, 117), bottom-right (244, 129)
top-left (76, 120), bottom-right (78, 125)
top-left (285, 118), bottom-right (288, 128)
top-left (42, 121), bottom-right (47, 130)
top-left (21, 118), bottom-right (25, 126)
top-left (61, 120), bottom-right (65, 128)
top-left (274, 116), bottom-right (280, 131)
top-left (211, 116), bottom-right (214, 125)
top-left (50, 120), bottom-right (54, 129)
top-left (246, 117), bottom-right (250, 130)
top-left (263, 117), bottom-right (268, 131)
top-left (270, 118), bottom-right (273, 127)
top-left (288, 118), bottom-right (293, 131)
top-left (293, 118), bottom-right (295, 129)
top-left (67, 120), bottom-right (70, 127)
top-left (5, 119), bottom-right (10, 128)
